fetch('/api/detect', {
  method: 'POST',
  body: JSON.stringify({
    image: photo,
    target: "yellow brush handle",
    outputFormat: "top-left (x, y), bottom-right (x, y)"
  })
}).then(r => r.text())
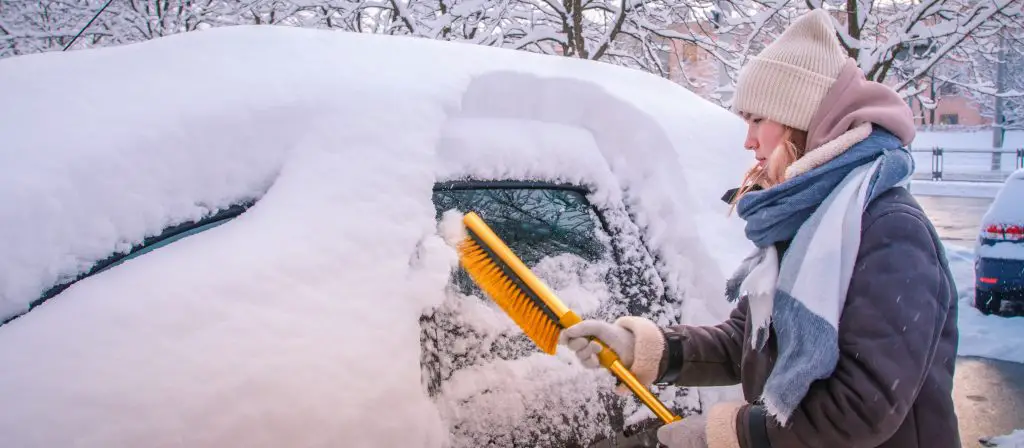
top-left (561, 313), bottom-right (681, 424)
top-left (601, 346), bottom-right (681, 424)
top-left (462, 212), bottom-right (681, 424)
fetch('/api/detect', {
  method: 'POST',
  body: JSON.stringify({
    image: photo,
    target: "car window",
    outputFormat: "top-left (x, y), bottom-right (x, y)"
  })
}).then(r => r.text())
top-left (3, 202), bottom-right (253, 327)
top-left (432, 183), bottom-right (609, 296)
top-left (424, 183), bottom-right (679, 446)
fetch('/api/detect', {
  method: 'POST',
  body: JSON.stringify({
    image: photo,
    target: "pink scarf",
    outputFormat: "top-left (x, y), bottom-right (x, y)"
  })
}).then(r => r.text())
top-left (806, 58), bottom-right (916, 152)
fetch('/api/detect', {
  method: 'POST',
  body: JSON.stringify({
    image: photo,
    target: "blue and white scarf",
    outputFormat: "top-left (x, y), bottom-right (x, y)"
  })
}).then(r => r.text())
top-left (725, 126), bottom-right (914, 425)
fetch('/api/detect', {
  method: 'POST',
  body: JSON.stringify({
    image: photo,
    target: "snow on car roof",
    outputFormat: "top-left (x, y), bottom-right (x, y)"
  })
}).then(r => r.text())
top-left (0, 25), bottom-right (750, 446)
top-left (981, 168), bottom-right (1024, 226)
top-left (1, 25), bottom-right (749, 324)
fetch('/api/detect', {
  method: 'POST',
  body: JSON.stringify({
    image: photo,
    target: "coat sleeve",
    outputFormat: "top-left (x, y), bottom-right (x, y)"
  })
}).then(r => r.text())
top-left (746, 208), bottom-right (954, 448)
top-left (658, 299), bottom-right (748, 387)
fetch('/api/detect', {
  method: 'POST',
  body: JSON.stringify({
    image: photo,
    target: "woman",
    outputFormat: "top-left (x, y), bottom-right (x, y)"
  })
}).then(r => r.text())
top-left (560, 9), bottom-right (960, 448)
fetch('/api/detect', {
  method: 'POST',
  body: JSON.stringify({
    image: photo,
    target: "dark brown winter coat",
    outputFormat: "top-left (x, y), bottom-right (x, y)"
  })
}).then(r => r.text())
top-left (656, 186), bottom-right (961, 447)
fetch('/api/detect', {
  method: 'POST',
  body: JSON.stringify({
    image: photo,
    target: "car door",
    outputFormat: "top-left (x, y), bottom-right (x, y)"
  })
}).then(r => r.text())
top-left (423, 180), bottom-right (693, 448)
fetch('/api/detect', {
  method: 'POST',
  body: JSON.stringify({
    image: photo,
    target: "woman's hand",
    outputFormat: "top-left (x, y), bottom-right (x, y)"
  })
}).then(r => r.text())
top-left (657, 416), bottom-right (709, 448)
top-left (559, 317), bottom-right (667, 393)
top-left (560, 320), bottom-right (637, 368)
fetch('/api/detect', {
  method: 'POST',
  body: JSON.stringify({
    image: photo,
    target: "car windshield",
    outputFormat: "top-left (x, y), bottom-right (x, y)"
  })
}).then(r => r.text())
top-left (427, 182), bottom-right (623, 446)
top-left (433, 184), bottom-right (608, 296)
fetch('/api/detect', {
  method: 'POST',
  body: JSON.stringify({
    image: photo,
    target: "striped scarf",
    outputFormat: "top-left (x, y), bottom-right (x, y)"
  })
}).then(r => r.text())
top-left (725, 126), bottom-right (914, 425)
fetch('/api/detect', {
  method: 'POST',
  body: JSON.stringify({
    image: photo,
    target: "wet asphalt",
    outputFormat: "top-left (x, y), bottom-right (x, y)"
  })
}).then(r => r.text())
top-left (915, 195), bottom-right (1024, 446)
top-left (957, 357), bottom-right (1024, 446)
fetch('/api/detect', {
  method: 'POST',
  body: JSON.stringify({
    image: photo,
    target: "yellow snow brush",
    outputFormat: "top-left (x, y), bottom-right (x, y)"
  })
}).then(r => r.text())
top-left (456, 211), bottom-right (681, 424)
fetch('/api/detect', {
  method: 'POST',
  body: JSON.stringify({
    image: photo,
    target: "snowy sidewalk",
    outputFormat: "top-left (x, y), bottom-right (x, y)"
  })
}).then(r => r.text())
top-left (943, 242), bottom-right (1024, 446)
top-left (910, 180), bottom-right (1004, 199)
top-left (942, 242), bottom-right (1024, 364)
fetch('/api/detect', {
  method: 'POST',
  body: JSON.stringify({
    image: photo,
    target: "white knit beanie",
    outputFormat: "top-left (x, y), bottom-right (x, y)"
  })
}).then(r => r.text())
top-left (732, 9), bottom-right (848, 131)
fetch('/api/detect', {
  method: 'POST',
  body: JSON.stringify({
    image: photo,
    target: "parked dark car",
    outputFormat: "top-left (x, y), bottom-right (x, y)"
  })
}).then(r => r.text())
top-left (975, 169), bottom-right (1024, 315)
top-left (0, 26), bottom-right (750, 448)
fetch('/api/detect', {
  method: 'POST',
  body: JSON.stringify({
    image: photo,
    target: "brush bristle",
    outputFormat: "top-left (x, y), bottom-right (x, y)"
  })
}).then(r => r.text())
top-left (457, 236), bottom-right (561, 354)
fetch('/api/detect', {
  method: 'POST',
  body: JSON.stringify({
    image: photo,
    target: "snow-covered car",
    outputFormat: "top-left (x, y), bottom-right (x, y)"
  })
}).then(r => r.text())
top-left (975, 168), bottom-right (1024, 315)
top-left (0, 26), bottom-right (751, 447)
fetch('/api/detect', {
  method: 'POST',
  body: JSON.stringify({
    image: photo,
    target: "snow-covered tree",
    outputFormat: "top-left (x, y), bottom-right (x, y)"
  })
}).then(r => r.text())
top-left (109, 0), bottom-right (228, 40)
top-left (0, 0), bottom-right (109, 56)
top-left (682, 1), bottom-right (1023, 107)
top-left (2, 0), bottom-right (1019, 113)
top-left (0, 0), bottom-right (237, 54)
top-left (315, 0), bottom-right (719, 79)
top-left (960, 29), bottom-right (1024, 131)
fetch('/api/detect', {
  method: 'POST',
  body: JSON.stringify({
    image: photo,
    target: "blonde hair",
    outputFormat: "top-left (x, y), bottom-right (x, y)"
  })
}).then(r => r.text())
top-left (728, 126), bottom-right (808, 215)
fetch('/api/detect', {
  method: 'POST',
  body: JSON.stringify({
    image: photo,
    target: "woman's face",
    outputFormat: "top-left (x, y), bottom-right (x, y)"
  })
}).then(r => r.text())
top-left (742, 114), bottom-right (787, 169)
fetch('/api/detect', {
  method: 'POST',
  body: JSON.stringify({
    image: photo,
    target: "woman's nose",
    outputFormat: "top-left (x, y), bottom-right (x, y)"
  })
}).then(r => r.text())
top-left (744, 126), bottom-right (758, 150)
top-left (744, 137), bottom-right (757, 150)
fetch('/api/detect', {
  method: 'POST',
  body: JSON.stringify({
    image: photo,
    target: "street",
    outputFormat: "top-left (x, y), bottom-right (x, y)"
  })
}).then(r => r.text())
top-left (915, 194), bottom-right (1024, 447)
top-left (915, 195), bottom-right (996, 246)
top-left (957, 357), bottom-right (1024, 447)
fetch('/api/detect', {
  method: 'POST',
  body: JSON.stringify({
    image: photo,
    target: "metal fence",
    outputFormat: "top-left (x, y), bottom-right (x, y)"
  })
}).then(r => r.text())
top-left (909, 147), bottom-right (1024, 182)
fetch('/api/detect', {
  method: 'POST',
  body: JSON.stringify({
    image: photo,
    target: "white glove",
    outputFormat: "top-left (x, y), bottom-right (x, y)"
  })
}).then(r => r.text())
top-left (559, 316), bottom-right (667, 393)
top-left (657, 415), bottom-right (709, 448)
top-left (560, 319), bottom-right (636, 368)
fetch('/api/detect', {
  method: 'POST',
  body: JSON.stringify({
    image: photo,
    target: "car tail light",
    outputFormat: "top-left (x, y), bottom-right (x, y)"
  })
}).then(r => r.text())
top-left (1005, 225), bottom-right (1023, 241)
top-left (983, 224), bottom-right (1005, 240)
top-left (980, 277), bottom-right (998, 284)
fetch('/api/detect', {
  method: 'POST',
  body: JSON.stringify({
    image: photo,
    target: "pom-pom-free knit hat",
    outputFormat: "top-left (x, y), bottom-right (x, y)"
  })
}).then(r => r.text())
top-left (733, 9), bottom-right (848, 131)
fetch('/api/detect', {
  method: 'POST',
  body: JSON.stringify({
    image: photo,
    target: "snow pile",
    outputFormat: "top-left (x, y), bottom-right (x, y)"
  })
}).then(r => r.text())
top-left (1, 29), bottom-right (748, 326)
top-left (436, 117), bottom-right (620, 203)
top-left (0, 25), bottom-right (749, 447)
top-left (982, 429), bottom-right (1024, 447)
top-left (0, 116), bottom-right (455, 446)
top-left (944, 242), bottom-right (1024, 364)
top-left (447, 71), bottom-right (751, 325)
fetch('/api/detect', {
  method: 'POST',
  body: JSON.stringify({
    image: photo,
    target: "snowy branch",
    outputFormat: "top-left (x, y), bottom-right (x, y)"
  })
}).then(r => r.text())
top-left (1, 0), bottom-right (1019, 117)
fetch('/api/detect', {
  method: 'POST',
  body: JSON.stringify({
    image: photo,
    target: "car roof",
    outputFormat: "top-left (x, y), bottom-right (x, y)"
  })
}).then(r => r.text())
top-left (982, 168), bottom-right (1024, 226)
top-left (0, 26), bottom-right (750, 317)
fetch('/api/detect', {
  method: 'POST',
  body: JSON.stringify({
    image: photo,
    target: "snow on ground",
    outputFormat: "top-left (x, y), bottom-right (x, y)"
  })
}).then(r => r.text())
top-left (910, 180), bottom-right (1004, 198)
top-left (0, 25), bottom-right (750, 447)
top-left (944, 242), bottom-right (1024, 364)
top-left (911, 130), bottom-right (1024, 176)
top-left (982, 429), bottom-right (1024, 447)
top-left (914, 129), bottom-right (1024, 148)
